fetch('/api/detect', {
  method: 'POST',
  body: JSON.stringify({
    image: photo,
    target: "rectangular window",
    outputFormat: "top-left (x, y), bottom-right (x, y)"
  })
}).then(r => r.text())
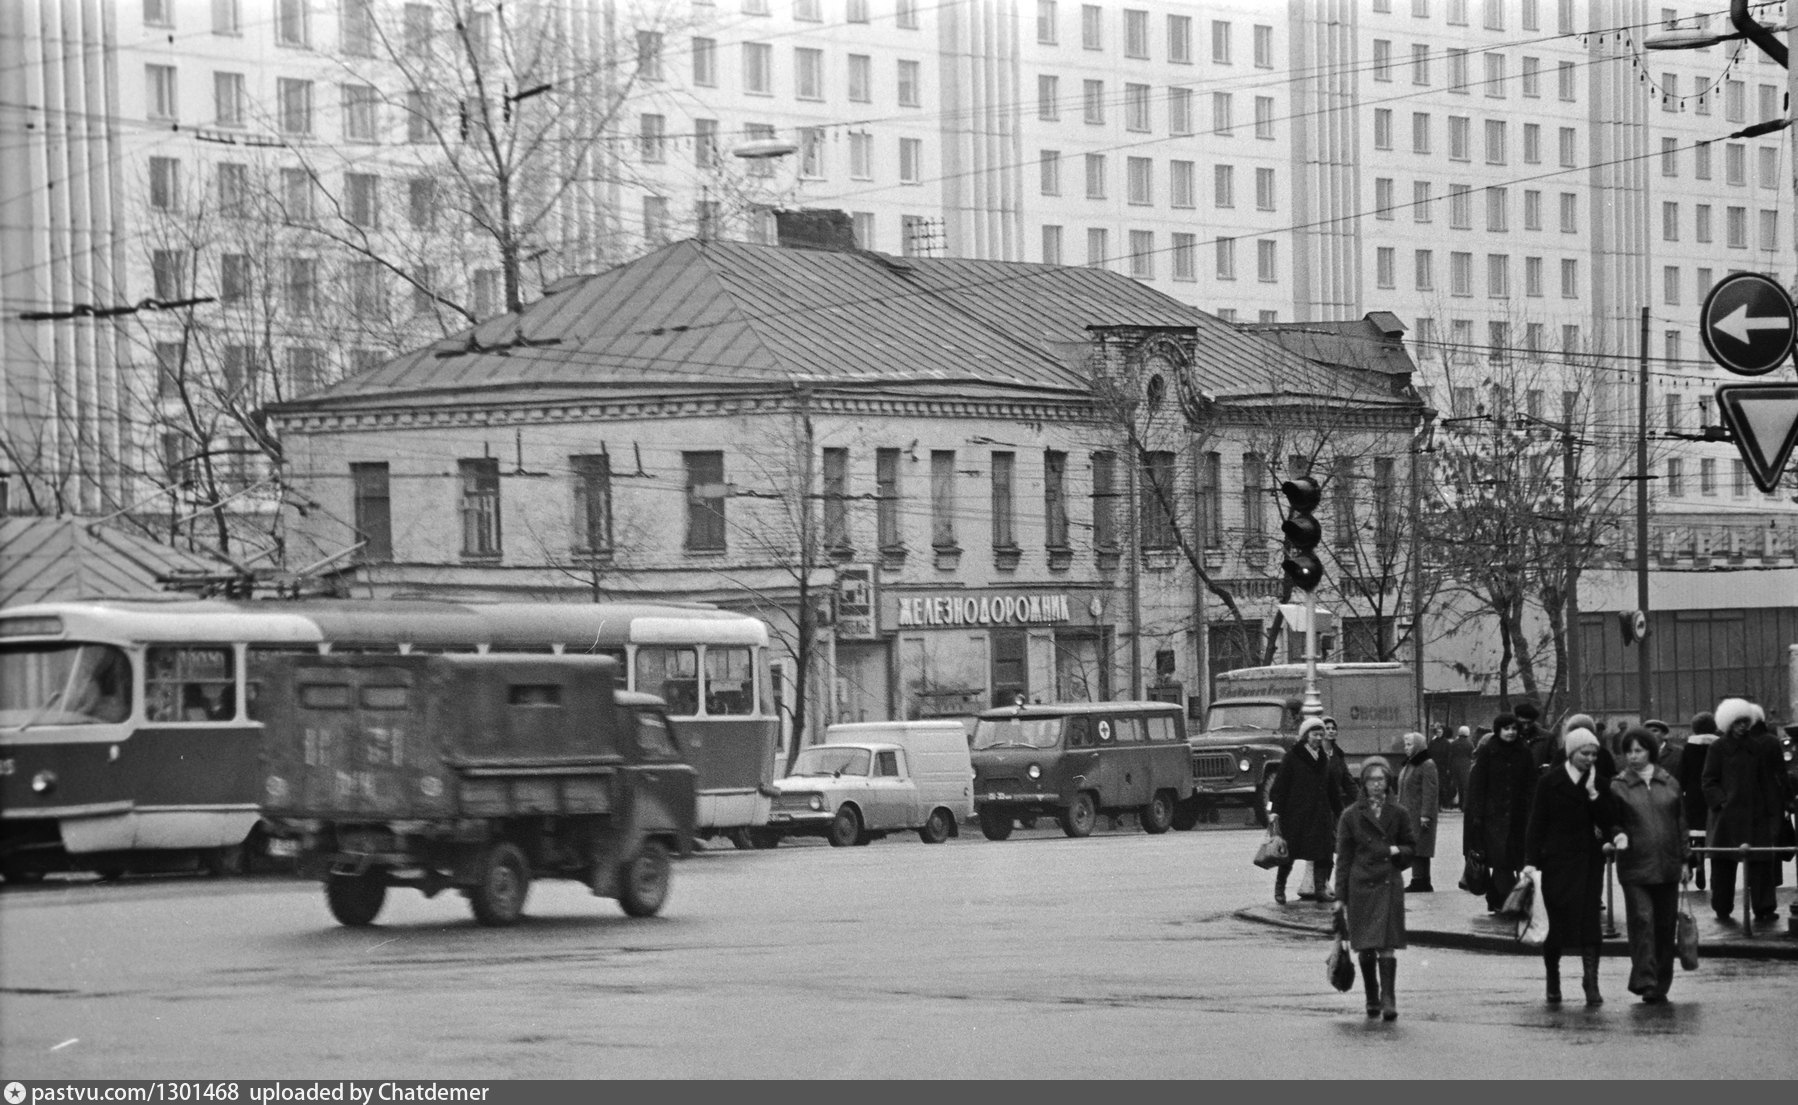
top-left (1085, 154), bottom-right (1106, 199)
top-left (1140, 451), bottom-right (1176, 549)
top-left (897, 59), bottom-right (921, 107)
top-left (850, 211), bottom-right (873, 249)
top-left (155, 340), bottom-right (184, 399)
top-left (1695, 204), bottom-right (1713, 242)
top-left (219, 253), bottom-right (251, 303)
top-left (1725, 79), bottom-right (1744, 121)
top-left (1485, 119), bottom-right (1506, 164)
top-left (1662, 201), bottom-right (1679, 241)
top-left (1696, 142), bottom-right (1713, 180)
top-left (1257, 240), bottom-right (1277, 282)
top-left (1663, 265), bottom-right (1681, 306)
top-left (900, 139), bottom-right (922, 184)
top-left (1449, 116), bottom-right (1469, 160)
top-left (341, 84), bottom-right (378, 142)
top-left (1450, 184), bottom-right (1471, 228)
top-left (1084, 80), bottom-right (1105, 124)
top-left (693, 37), bottom-right (716, 86)
top-left (1044, 450), bottom-right (1070, 549)
top-left (1374, 39), bottom-right (1392, 81)
top-left (1212, 92), bottom-right (1233, 134)
top-left (1168, 160), bottom-right (1196, 208)
top-left (1700, 458), bottom-right (1717, 497)
top-left (1525, 255), bottom-right (1543, 296)
top-left (1170, 15), bottom-right (1193, 63)
top-left (1172, 233), bottom-right (1196, 280)
top-left (685, 452), bottom-right (726, 552)
top-left (1559, 61), bottom-right (1576, 101)
top-left (1241, 453), bottom-right (1265, 538)
top-left (1038, 1), bottom-right (1057, 44)
top-left (1169, 87), bottom-right (1193, 135)
top-left (1376, 246), bottom-right (1396, 288)
top-left (212, 0), bottom-right (241, 35)
top-left (1373, 457), bottom-right (1397, 554)
top-left (1040, 150), bottom-right (1061, 196)
top-left (1414, 181), bottom-right (1433, 223)
top-left (1558, 127), bottom-right (1576, 166)
top-left (1216, 237), bottom-right (1235, 280)
top-left (990, 451), bottom-right (1017, 550)
top-left (345, 172), bottom-right (379, 228)
top-left (1124, 9), bottom-right (1149, 58)
top-left (1523, 189), bottom-right (1541, 230)
top-left (1125, 83), bottom-right (1150, 131)
top-left (1412, 43), bottom-right (1431, 86)
top-left (796, 48), bottom-right (824, 101)
top-left (1487, 253), bottom-right (1509, 297)
top-left (1092, 451), bottom-right (1117, 549)
top-left (1130, 231), bottom-right (1154, 278)
top-left (1257, 168), bottom-right (1276, 211)
top-left (1415, 249), bottom-right (1434, 291)
top-left (277, 78), bottom-right (312, 135)
top-left (1666, 459), bottom-right (1684, 497)
top-left (1212, 20), bottom-right (1231, 63)
top-left (931, 451), bottom-right (957, 547)
top-left (798, 127), bottom-right (824, 178)
top-left (1696, 75), bottom-right (1711, 115)
top-left (896, 0), bottom-right (917, 28)
top-left (1522, 55), bottom-right (1538, 96)
top-left (1374, 108), bottom-right (1393, 150)
top-left (1760, 209), bottom-right (1779, 251)
top-left (351, 462), bottom-right (393, 562)
top-left (1448, 48), bottom-right (1468, 91)
top-left (1759, 146), bottom-right (1779, 188)
top-left (849, 54), bottom-right (871, 102)
top-left (1086, 228), bottom-right (1108, 268)
top-left (1126, 157), bottom-right (1152, 204)
top-left (1038, 74), bottom-right (1059, 120)
top-left (1727, 143), bottom-right (1746, 185)
top-left (1412, 112), bottom-right (1431, 154)
top-left (1082, 4), bottom-right (1102, 49)
top-left (1450, 251), bottom-right (1472, 295)
top-left (408, 177), bottom-right (436, 230)
top-left (1485, 52), bottom-right (1506, 96)
top-left (1486, 186), bottom-right (1508, 231)
top-left (743, 43), bottom-right (772, 94)
top-left (1042, 224), bottom-right (1063, 264)
top-left (405, 90), bottom-right (432, 143)
top-left (1375, 177), bottom-right (1394, 220)
top-left (213, 71), bottom-right (246, 126)
top-left (217, 162), bottom-right (247, 217)
top-left (276, 0), bottom-right (308, 45)
top-left (823, 447), bottom-right (850, 550)
top-left (1560, 258), bottom-right (1579, 297)
top-left (459, 457), bottom-right (502, 557)
top-left (1254, 96), bottom-right (1274, 139)
top-left (1196, 451), bottom-right (1222, 548)
top-left (149, 157), bottom-right (181, 211)
top-left (1560, 192), bottom-right (1577, 232)
top-left (877, 448), bottom-right (902, 549)
top-left (147, 64), bottom-right (178, 120)
top-left (283, 257), bottom-right (315, 315)
top-left (1254, 24), bottom-right (1272, 67)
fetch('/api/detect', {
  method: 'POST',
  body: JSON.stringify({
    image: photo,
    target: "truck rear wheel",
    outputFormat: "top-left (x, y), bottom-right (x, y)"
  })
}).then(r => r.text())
top-left (325, 870), bottom-right (386, 927)
top-left (918, 808), bottom-right (953, 844)
top-left (469, 842), bottom-right (531, 926)
top-left (977, 808), bottom-right (1014, 841)
top-left (1060, 792), bottom-right (1097, 838)
top-left (827, 805), bottom-right (863, 848)
top-left (1171, 799), bottom-right (1200, 831)
top-left (619, 840), bottom-right (671, 917)
top-left (1141, 791), bottom-right (1175, 835)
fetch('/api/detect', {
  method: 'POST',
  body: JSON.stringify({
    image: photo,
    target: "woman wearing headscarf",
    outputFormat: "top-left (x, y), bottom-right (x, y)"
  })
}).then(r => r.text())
top-left (1333, 757), bottom-right (1416, 1021)
top-left (1267, 717), bottom-right (1343, 905)
top-left (1463, 712), bottom-right (1535, 913)
top-left (1523, 727), bottom-right (1617, 1005)
top-left (1396, 730), bottom-right (1439, 892)
top-left (1607, 726), bottom-right (1687, 1004)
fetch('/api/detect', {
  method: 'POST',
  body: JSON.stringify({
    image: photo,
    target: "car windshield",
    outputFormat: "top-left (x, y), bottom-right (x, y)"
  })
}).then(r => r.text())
top-left (1204, 704), bottom-right (1288, 732)
top-left (0, 644), bottom-right (133, 728)
top-left (970, 717), bottom-right (1064, 750)
top-left (789, 746), bottom-right (871, 777)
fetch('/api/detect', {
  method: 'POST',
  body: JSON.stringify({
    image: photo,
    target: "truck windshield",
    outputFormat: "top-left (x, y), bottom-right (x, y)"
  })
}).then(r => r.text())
top-left (790, 746), bottom-right (872, 777)
top-left (0, 644), bottom-right (133, 728)
top-left (970, 718), bottom-right (1064, 750)
top-left (1204, 703), bottom-right (1288, 731)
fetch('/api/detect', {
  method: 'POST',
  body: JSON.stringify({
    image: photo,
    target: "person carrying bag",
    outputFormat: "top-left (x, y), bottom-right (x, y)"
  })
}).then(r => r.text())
top-left (1254, 824), bottom-right (1290, 870)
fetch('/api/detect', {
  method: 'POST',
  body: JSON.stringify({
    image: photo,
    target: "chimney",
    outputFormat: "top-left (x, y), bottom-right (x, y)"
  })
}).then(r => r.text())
top-left (775, 208), bottom-right (858, 252)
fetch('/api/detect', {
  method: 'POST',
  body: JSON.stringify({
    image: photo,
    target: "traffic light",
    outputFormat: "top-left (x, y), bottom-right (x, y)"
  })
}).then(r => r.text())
top-left (1279, 477), bottom-right (1325, 591)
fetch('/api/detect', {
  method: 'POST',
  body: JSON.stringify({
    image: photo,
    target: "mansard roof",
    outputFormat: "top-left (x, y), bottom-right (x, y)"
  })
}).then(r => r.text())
top-left (273, 240), bottom-right (1409, 414)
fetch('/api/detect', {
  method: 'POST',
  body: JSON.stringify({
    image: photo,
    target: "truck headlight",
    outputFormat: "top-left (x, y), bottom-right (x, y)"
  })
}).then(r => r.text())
top-left (808, 794), bottom-right (824, 811)
top-left (1027, 764), bottom-right (1041, 779)
top-left (1239, 758), bottom-right (1251, 773)
top-left (31, 770), bottom-right (56, 795)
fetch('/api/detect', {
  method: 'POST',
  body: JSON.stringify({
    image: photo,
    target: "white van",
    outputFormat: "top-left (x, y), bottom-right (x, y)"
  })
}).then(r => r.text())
top-left (764, 721), bottom-right (975, 847)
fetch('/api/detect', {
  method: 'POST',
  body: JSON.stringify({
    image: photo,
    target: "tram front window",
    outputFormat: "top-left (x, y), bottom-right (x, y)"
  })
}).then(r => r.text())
top-left (0, 644), bottom-right (132, 727)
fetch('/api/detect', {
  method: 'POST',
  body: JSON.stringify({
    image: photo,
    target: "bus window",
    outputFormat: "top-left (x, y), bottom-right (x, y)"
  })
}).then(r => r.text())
top-left (703, 646), bottom-right (754, 715)
top-left (0, 644), bottom-right (131, 727)
top-left (146, 646), bottom-right (235, 723)
top-left (635, 646), bottom-right (699, 716)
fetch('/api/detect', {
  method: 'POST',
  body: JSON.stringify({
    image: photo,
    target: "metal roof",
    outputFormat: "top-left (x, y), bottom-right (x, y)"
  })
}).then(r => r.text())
top-left (0, 518), bottom-right (236, 608)
top-left (274, 241), bottom-right (1400, 413)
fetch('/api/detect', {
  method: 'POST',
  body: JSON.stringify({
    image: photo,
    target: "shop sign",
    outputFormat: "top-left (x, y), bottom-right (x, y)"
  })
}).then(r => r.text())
top-left (895, 593), bottom-right (1074, 628)
top-left (836, 565), bottom-right (878, 641)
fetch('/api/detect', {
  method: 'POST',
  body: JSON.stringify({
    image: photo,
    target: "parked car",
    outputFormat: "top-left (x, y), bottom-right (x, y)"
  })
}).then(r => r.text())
top-left (766, 721), bottom-right (974, 847)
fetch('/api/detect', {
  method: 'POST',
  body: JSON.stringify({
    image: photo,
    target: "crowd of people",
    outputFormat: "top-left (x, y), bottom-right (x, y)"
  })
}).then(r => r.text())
top-left (1268, 698), bottom-right (1797, 1020)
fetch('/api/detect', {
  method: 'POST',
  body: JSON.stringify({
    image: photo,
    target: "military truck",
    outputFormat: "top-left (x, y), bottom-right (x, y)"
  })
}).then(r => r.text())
top-left (257, 652), bottom-right (695, 927)
top-left (1177, 663), bottom-right (1415, 828)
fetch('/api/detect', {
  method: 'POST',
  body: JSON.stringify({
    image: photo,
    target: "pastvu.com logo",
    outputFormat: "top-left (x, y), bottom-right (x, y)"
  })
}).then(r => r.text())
top-left (5, 1081), bottom-right (27, 1104)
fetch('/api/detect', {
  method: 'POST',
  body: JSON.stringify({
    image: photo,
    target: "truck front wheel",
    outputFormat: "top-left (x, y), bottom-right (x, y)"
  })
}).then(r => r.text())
top-left (619, 840), bottom-right (672, 917)
top-left (469, 842), bottom-right (531, 926)
top-left (325, 870), bottom-right (386, 927)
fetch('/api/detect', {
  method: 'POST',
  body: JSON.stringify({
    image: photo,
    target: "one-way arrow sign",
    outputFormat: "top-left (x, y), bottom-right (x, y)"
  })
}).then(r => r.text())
top-left (1700, 272), bottom-right (1797, 376)
top-left (1715, 383), bottom-right (1798, 494)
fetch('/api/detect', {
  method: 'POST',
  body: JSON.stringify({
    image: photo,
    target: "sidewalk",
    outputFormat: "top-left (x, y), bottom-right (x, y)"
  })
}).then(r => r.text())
top-left (1237, 881), bottom-right (1798, 960)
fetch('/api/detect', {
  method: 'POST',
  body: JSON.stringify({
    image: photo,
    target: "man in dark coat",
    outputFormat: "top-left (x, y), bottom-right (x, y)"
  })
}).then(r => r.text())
top-left (1450, 726), bottom-right (1476, 808)
top-left (1518, 702), bottom-right (1553, 768)
top-left (1429, 724), bottom-right (1458, 809)
top-left (1321, 716), bottom-right (1358, 811)
top-left (1268, 717), bottom-right (1343, 905)
top-left (1463, 713), bottom-right (1536, 913)
top-left (1680, 711), bottom-right (1719, 891)
top-left (1701, 698), bottom-right (1787, 922)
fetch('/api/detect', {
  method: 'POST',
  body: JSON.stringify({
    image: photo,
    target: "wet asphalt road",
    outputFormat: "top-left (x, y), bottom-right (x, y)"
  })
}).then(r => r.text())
top-left (3, 819), bottom-right (1796, 1079)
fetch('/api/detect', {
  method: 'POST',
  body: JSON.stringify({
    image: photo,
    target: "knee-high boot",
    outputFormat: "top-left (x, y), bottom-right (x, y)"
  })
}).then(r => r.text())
top-left (1581, 947), bottom-right (1604, 1006)
top-left (1544, 952), bottom-right (1562, 1004)
top-left (1273, 865), bottom-right (1289, 905)
top-left (1359, 952), bottom-right (1380, 1017)
top-left (1379, 958), bottom-right (1398, 1021)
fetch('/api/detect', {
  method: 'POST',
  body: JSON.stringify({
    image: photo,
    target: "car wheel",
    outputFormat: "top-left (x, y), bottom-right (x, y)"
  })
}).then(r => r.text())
top-left (618, 840), bottom-right (672, 918)
top-left (978, 808), bottom-right (1014, 841)
top-left (325, 870), bottom-right (386, 927)
top-left (469, 842), bottom-right (531, 926)
top-left (827, 806), bottom-right (862, 848)
top-left (1141, 790), bottom-right (1175, 834)
top-left (1060, 792), bottom-right (1097, 838)
top-left (918, 808), bottom-right (953, 844)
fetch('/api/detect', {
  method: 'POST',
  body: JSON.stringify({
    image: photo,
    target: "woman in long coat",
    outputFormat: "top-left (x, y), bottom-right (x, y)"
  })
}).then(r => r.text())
top-left (1267, 717), bottom-right (1342, 905)
top-left (1463, 713), bottom-right (1535, 912)
top-left (1333, 757), bottom-right (1416, 1021)
top-left (1700, 698), bottom-right (1788, 922)
top-left (1523, 727), bottom-right (1616, 1005)
top-left (1396, 731), bottom-right (1439, 892)
top-left (1607, 727), bottom-right (1687, 1004)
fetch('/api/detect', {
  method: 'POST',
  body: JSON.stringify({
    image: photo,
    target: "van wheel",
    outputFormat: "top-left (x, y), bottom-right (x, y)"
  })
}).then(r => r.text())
top-left (918, 808), bottom-right (953, 844)
top-left (469, 842), bottom-right (531, 926)
top-left (827, 806), bottom-right (863, 848)
top-left (978, 808), bottom-right (1014, 841)
top-left (1141, 791), bottom-right (1175, 834)
top-left (618, 840), bottom-right (671, 918)
top-left (325, 870), bottom-right (387, 927)
top-left (1060, 792), bottom-right (1097, 838)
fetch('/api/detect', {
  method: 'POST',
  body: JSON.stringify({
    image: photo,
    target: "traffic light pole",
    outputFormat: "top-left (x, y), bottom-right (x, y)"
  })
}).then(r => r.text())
top-left (1303, 585), bottom-right (1322, 719)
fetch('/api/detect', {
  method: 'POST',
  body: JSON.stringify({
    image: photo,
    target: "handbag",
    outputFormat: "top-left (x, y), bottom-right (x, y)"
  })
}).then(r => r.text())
top-left (1458, 855), bottom-right (1489, 896)
top-left (1498, 871), bottom-right (1535, 919)
top-left (1677, 871), bottom-right (1700, 971)
top-left (1326, 910), bottom-right (1355, 992)
top-left (1253, 826), bottom-right (1290, 870)
top-left (1516, 869), bottom-right (1549, 946)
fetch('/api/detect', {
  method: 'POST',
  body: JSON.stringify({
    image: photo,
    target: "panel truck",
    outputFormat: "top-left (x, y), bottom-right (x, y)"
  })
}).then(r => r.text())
top-left (257, 652), bottom-right (695, 927)
top-left (1178, 663), bottom-right (1415, 829)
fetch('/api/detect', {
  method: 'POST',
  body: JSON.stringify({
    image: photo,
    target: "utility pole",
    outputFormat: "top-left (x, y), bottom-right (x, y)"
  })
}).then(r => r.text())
top-left (1562, 417), bottom-right (1581, 717)
top-left (1636, 307), bottom-right (1652, 720)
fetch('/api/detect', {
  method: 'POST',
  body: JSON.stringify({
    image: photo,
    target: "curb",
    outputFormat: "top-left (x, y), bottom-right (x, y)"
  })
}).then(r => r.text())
top-left (1234, 906), bottom-right (1798, 961)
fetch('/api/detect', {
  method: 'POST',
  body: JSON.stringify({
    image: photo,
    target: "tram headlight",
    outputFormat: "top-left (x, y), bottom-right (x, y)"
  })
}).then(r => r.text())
top-left (1027, 764), bottom-right (1041, 780)
top-left (31, 770), bottom-right (57, 795)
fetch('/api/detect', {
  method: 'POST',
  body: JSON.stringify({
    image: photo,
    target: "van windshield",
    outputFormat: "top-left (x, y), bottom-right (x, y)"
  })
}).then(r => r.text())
top-left (1204, 703), bottom-right (1288, 731)
top-left (970, 718), bottom-right (1063, 750)
top-left (789, 746), bottom-right (872, 777)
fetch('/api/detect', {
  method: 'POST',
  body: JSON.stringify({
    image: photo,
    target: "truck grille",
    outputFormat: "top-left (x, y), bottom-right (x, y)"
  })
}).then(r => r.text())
top-left (1191, 753), bottom-right (1238, 781)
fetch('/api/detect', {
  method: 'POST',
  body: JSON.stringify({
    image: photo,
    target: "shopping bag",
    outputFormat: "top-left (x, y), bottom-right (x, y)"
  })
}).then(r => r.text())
top-left (1516, 870), bottom-right (1549, 946)
top-left (1327, 937), bottom-right (1355, 992)
top-left (1498, 871), bottom-right (1535, 920)
top-left (1458, 855), bottom-right (1489, 896)
top-left (1253, 827), bottom-right (1290, 870)
top-left (1678, 872), bottom-right (1700, 970)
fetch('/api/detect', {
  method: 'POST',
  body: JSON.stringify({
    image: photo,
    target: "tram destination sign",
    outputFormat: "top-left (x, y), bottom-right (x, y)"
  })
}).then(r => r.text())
top-left (1699, 272), bottom-right (1797, 376)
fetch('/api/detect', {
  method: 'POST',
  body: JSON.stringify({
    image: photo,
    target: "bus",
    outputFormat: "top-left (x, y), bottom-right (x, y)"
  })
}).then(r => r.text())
top-left (0, 598), bottom-right (779, 880)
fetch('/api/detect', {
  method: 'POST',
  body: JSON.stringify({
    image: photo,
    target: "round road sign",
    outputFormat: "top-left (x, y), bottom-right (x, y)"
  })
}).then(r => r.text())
top-left (1699, 272), bottom-right (1797, 376)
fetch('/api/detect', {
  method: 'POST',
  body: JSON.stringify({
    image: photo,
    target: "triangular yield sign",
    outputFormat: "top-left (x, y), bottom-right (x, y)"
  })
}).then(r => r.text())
top-left (1715, 383), bottom-right (1798, 494)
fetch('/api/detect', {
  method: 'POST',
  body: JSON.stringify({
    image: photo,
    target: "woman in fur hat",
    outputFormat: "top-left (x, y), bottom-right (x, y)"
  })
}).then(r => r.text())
top-left (1700, 698), bottom-right (1786, 923)
top-left (1267, 716), bottom-right (1344, 905)
top-left (1333, 757), bottom-right (1417, 1021)
top-left (1523, 727), bottom-right (1617, 1005)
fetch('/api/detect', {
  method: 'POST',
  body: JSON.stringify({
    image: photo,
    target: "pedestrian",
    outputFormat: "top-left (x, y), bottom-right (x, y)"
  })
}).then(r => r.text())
top-left (1429, 723), bottom-right (1458, 809)
top-left (1523, 727), bottom-right (1616, 1006)
top-left (1554, 712), bottom-right (1619, 779)
top-left (1517, 702), bottom-right (1552, 768)
top-left (1332, 756), bottom-right (1416, 1021)
top-left (1314, 715), bottom-right (1358, 897)
top-left (1397, 730), bottom-right (1439, 892)
top-left (1680, 712), bottom-right (1718, 891)
top-left (1701, 698), bottom-right (1787, 924)
top-left (1644, 718), bottom-right (1680, 786)
top-left (1268, 717), bottom-right (1344, 905)
top-left (1450, 726), bottom-right (1476, 808)
top-left (1606, 726), bottom-right (1687, 1004)
top-left (1463, 713), bottom-right (1535, 913)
